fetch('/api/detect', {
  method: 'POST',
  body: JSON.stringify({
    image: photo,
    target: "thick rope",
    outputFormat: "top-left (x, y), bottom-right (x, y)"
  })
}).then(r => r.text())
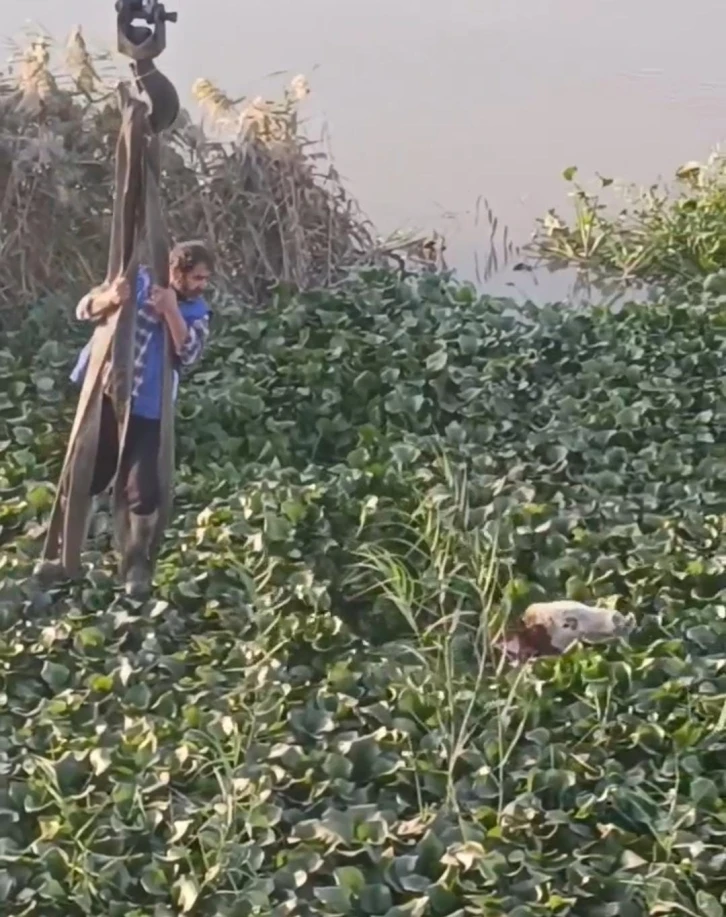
top-left (39, 26), bottom-right (179, 582)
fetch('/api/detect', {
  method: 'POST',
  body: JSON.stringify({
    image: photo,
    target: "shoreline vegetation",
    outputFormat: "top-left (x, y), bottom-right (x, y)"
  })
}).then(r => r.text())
top-left (0, 27), bottom-right (446, 325)
top-left (2, 26), bottom-right (726, 917)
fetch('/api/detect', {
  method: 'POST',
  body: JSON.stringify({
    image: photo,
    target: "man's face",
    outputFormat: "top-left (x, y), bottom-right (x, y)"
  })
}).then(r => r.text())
top-left (172, 261), bottom-right (211, 299)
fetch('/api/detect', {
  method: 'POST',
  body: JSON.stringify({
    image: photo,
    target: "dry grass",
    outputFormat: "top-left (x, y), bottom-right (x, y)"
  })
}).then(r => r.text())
top-left (0, 27), bottom-right (444, 322)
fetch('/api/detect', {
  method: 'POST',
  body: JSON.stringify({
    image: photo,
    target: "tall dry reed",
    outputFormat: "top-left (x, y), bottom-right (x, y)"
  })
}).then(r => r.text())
top-left (0, 27), bottom-right (444, 324)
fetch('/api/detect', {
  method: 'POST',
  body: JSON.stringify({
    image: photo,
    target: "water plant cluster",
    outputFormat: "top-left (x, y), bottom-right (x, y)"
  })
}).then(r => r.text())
top-left (2, 260), bottom-right (726, 915)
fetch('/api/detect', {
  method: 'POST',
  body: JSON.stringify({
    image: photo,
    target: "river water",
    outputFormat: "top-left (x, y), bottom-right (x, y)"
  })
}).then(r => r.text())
top-left (5, 0), bottom-right (726, 299)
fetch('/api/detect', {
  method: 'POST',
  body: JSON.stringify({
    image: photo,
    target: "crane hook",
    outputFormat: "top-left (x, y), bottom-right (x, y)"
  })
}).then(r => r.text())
top-left (116, 0), bottom-right (177, 61)
top-left (114, 0), bottom-right (180, 133)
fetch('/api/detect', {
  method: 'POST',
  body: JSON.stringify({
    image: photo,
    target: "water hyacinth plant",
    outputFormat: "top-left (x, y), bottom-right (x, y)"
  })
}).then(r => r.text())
top-left (2, 261), bottom-right (726, 913)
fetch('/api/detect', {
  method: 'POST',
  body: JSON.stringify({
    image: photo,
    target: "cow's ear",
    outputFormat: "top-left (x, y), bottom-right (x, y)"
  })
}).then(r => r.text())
top-left (521, 622), bottom-right (556, 657)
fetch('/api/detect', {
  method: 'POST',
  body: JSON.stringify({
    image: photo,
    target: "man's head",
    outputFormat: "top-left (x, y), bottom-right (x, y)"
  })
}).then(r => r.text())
top-left (169, 240), bottom-right (214, 299)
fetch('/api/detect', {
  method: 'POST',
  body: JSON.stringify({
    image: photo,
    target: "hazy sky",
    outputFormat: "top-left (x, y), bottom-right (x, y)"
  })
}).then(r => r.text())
top-left (5, 0), bottom-right (726, 293)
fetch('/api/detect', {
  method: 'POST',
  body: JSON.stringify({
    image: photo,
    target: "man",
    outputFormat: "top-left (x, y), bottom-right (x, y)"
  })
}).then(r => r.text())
top-left (36, 240), bottom-right (213, 596)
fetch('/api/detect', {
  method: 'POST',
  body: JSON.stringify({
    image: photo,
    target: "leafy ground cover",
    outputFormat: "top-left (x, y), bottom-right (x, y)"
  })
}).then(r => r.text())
top-left (2, 271), bottom-right (726, 916)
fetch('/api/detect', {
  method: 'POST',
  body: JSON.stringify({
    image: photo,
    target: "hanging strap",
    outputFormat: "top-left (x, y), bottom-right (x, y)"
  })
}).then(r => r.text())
top-left (39, 2), bottom-right (179, 578)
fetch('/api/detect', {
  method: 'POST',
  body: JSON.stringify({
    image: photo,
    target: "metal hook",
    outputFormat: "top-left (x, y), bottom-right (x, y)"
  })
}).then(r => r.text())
top-left (116, 0), bottom-right (177, 61)
top-left (115, 0), bottom-right (180, 133)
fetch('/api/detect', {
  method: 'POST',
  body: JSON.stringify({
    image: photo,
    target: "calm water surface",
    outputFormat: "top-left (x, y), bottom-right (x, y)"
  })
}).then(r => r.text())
top-left (5, 0), bottom-right (726, 299)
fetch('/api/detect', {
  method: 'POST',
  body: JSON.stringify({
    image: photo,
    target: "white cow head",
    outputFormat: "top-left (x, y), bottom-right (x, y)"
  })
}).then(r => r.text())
top-left (521, 600), bottom-right (635, 653)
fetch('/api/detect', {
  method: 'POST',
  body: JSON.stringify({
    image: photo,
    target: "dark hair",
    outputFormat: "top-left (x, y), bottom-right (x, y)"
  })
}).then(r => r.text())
top-left (170, 239), bottom-right (214, 274)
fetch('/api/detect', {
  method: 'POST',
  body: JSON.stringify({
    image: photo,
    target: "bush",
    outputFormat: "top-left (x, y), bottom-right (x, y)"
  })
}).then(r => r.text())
top-left (0, 29), bottom-right (441, 325)
top-left (527, 155), bottom-right (726, 293)
top-left (2, 266), bottom-right (726, 915)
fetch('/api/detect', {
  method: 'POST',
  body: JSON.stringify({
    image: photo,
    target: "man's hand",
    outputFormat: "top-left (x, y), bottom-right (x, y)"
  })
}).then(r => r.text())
top-left (76, 276), bottom-right (130, 321)
top-left (149, 284), bottom-right (189, 356)
top-left (149, 285), bottom-right (177, 317)
top-left (108, 276), bottom-right (130, 307)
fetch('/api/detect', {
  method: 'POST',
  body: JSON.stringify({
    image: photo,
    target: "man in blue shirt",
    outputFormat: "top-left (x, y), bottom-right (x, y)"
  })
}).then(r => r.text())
top-left (37, 240), bottom-right (213, 597)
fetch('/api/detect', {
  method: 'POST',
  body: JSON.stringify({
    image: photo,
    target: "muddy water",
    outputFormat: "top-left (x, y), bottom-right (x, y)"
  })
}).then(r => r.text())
top-left (6, 0), bottom-right (726, 299)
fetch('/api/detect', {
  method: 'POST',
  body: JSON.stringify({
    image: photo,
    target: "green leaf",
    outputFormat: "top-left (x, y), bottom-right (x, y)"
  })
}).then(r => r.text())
top-left (40, 661), bottom-right (70, 691)
top-left (691, 776), bottom-right (719, 806)
top-left (704, 270), bottom-right (726, 295)
top-left (457, 334), bottom-right (478, 356)
top-left (27, 484), bottom-right (53, 511)
top-left (390, 442), bottom-right (421, 466)
top-left (0, 871), bottom-right (14, 902)
top-left (14, 427), bottom-right (34, 446)
top-left (360, 884), bottom-right (393, 915)
top-left (686, 624), bottom-right (715, 649)
top-left (425, 349), bottom-right (448, 372)
top-left (347, 447), bottom-right (369, 469)
top-left (323, 753), bottom-right (353, 780)
top-left (141, 863), bottom-right (168, 896)
top-left (88, 674), bottom-right (113, 693)
top-left (314, 886), bottom-right (352, 913)
top-left (696, 892), bottom-right (723, 917)
top-left (265, 512), bottom-right (291, 541)
top-left (77, 626), bottom-right (104, 648)
top-left (445, 421), bottom-right (466, 444)
top-left (124, 683), bottom-right (151, 710)
top-left (282, 498), bottom-right (307, 523)
top-left (335, 866), bottom-right (365, 894)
